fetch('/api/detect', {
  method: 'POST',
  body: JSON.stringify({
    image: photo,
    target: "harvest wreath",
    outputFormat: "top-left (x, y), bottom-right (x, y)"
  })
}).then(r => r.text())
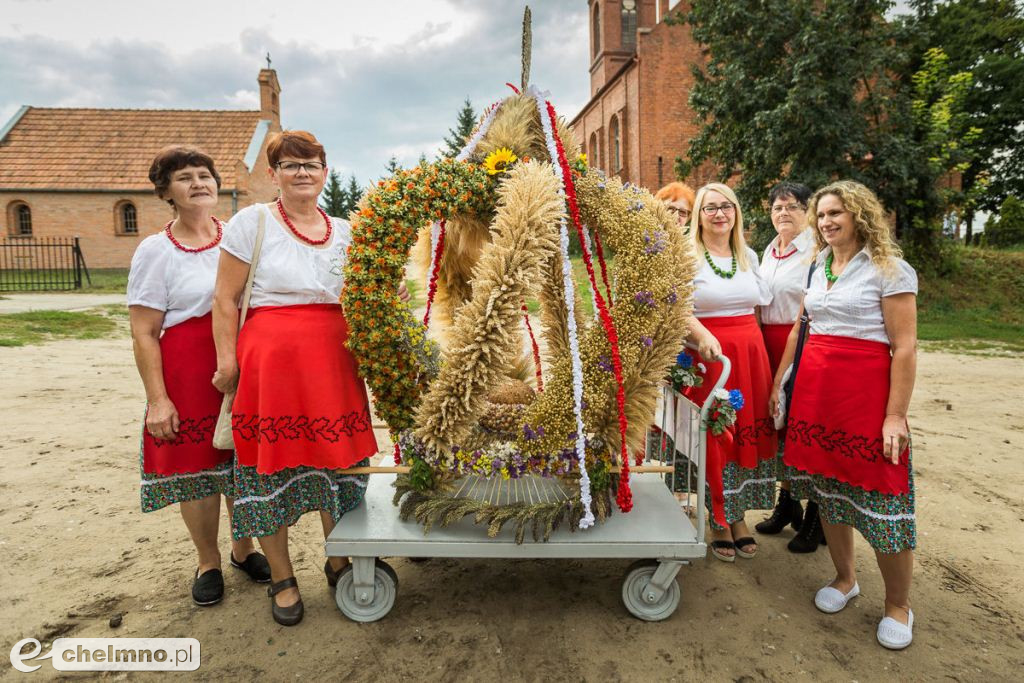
top-left (342, 86), bottom-right (695, 543)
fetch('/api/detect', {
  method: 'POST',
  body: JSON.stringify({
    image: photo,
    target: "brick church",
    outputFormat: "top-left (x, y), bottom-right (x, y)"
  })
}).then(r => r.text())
top-left (571, 0), bottom-right (711, 192)
top-left (0, 69), bottom-right (283, 268)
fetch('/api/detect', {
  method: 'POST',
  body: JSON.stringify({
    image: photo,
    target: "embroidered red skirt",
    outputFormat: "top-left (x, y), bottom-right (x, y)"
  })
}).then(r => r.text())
top-left (232, 304), bottom-right (379, 474)
top-left (685, 314), bottom-right (777, 526)
top-left (142, 313), bottom-right (231, 475)
top-left (761, 323), bottom-right (795, 376)
top-left (784, 334), bottom-right (910, 495)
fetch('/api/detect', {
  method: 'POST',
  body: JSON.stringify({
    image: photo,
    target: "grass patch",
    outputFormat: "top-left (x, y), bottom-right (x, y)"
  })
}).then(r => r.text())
top-left (0, 268), bottom-right (129, 293)
top-left (0, 310), bottom-right (121, 347)
top-left (917, 247), bottom-right (1024, 350)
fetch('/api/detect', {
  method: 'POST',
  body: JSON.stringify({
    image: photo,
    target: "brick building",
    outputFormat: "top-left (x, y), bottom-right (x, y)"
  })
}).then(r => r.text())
top-left (0, 68), bottom-right (282, 268)
top-left (570, 0), bottom-right (711, 192)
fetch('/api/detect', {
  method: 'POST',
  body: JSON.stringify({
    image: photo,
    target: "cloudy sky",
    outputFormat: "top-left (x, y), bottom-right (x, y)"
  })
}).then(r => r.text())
top-left (0, 0), bottom-right (591, 184)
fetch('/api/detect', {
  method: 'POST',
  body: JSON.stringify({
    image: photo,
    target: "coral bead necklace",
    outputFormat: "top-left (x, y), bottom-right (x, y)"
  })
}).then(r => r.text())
top-left (277, 198), bottom-right (332, 246)
top-left (164, 217), bottom-right (222, 253)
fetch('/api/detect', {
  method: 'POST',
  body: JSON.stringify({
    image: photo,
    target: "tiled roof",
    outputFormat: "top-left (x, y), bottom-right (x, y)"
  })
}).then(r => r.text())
top-left (0, 108), bottom-right (264, 191)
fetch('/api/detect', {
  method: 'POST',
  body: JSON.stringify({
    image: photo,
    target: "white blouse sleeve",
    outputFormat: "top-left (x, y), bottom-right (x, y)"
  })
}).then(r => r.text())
top-left (882, 258), bottom-right (918, 297)
top-left (126, 237), bottom-right (168, 311)
top-left (221, 205), bottom-right (260, 264)
top-left (749, 248), bottom-right (773, 306)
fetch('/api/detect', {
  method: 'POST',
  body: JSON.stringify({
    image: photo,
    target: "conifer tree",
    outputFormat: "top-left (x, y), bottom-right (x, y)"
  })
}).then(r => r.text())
top-left (320, 168), bottom-right (348, 217)
top-left (442, 98), bottom-right (476, 158)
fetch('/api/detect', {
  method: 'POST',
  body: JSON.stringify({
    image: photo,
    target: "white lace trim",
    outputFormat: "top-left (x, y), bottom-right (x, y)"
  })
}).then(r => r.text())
top-left (141, 466), bottom-right (232, 486)
top-left (789, 475), bottom-right (915, 522)
top-left (721, 476), bottom-right (776, 496)
top-left (233, 469), bottom-right (367, 506)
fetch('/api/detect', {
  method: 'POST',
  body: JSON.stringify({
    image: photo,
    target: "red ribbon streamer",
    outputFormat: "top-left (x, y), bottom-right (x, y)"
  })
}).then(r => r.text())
top-left (521, 304), bottom-right (543, 392)
top-left (422, 220), bottom-right (447, 327)
top-left (393, 441), bottom-right (402, 466)
top-left (505, 82), bottom-right (521, 94)
top-left (544, 99), bottom-right (633, 513)
top-left (592, 231), bottom-right (613, 307)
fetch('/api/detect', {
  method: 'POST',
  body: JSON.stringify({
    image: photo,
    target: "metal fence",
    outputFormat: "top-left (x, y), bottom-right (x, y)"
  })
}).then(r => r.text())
top-left (0, 237), bottom-right (91, 291)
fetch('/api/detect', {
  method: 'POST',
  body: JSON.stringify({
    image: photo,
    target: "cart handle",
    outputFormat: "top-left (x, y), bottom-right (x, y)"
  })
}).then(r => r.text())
top-left (683, 341), bottom-right (732, 424)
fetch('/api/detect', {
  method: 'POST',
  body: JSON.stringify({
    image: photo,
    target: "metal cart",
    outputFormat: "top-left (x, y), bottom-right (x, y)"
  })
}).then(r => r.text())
top-left (325, 349), bottom-right (731, 622)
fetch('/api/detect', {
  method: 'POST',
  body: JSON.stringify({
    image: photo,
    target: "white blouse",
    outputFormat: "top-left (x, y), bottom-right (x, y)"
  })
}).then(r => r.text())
top-left (692, 247), bottom-right (772, 318)
top-left (805, 247), bottom-right (918, 345)
top-left (126, 231), bottom-right (220, 329)
top-left (221, 203), bottom-right (352, 308)
top-left (760, 229), bottom-right (815, 325)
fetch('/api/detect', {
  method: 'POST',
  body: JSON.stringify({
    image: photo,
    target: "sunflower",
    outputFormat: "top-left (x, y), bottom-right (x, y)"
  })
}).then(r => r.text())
top-left (483, 147), bottom-right (518, 175)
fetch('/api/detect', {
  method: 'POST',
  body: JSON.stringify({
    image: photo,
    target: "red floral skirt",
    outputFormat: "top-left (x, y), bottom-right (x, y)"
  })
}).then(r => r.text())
top-left (784, 334), bottom-right (910, 495)
top-left (685, 314), bottom-right (777, 526)
top-left (232, 304), bottom-right (379, 474)
top-left (761, 323), bottom-right (795, 376)
top-left (142, 313), bottom-right (231, 475)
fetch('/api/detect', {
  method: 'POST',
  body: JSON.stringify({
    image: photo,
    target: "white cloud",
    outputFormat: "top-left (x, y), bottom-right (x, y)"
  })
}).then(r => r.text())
top-left (0, 0), bottom-right (591, 184)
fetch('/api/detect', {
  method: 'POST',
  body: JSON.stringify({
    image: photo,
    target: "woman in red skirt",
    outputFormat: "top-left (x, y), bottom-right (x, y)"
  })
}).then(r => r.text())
top-left (754, 181), bottom-right (825, 553)
top-left (770, 180), bottom-right (918, 649)
top-left (684, 182), bottom-right (777, 562)
top-left (128, 146), bottom-right (269, 608)
top-left (213, 131), bottom-right (386, 626)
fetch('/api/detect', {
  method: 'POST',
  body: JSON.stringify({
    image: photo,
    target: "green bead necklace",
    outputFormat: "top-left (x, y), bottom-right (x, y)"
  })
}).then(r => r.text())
top-left (824, 252), bottom-right (839, 283)
top-left (703, 248), bottom-right (737, 279)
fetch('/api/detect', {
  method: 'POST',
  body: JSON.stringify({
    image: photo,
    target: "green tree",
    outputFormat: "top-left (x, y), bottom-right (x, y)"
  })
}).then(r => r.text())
top-left (320, 168), bottom-right (348, 217)
top-left (342, 174), bottom-right (363, 216)
top-left (986, 195), bottom-right (1024, 247)
top-left (909, 0), bottom-right (1024, 243)
top-left (442, 98), bottom-right (476, 158)
top-left (382, 155), bottom-right (401, 179)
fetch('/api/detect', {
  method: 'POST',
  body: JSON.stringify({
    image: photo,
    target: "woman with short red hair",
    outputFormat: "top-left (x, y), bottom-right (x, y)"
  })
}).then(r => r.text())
top-left (655, 181), bottom-right (696, 229)
top-left (213, 130), bottom-right (380, 626)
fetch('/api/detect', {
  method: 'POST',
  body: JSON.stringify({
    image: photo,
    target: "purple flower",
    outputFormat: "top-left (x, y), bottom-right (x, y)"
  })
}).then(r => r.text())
top-left (641, 336), bottom-right (653, 348)
top-left (597, 355), bottom-right (614, 373)
top-left (523, 424), bottom-right (537, 441)
top-left (665, 289), bottom-right (678, 304)
top-left (633, 290), bottom-right (656, 308)
top-left (643, 230), bottom-right (667, 255)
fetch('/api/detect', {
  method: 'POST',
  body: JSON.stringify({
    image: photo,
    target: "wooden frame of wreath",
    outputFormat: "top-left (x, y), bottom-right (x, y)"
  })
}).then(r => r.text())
top-left (342, 89), bottom-right (696, 542)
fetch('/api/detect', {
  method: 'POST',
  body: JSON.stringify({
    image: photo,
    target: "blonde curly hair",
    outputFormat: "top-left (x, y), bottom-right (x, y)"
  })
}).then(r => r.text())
top-left (808, 180), bottom-right (903, 276)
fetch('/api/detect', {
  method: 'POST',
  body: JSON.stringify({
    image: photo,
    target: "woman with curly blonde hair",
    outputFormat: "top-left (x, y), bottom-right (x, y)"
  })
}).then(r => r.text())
top-left (769, 180), bottom-right (919, 649)
top-left (683, 182), bottom-right (776, 562)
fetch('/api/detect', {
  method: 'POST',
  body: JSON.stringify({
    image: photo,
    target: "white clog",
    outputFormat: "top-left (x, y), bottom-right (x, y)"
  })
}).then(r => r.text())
top-left (814, 582), bottom-right (860, 614)
top-left (877, 609), bottom-right (914, 650)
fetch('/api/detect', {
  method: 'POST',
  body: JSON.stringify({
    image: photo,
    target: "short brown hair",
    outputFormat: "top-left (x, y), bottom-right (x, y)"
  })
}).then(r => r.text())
top-left (267, 130), bottom-right (327, 167)
top-left (148, 145), bottom-right (221, 205)
top-left (655, 181), bottom-right (696, 207)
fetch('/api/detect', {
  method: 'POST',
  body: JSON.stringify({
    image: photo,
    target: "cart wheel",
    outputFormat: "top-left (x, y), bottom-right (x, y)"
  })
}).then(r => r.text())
top-left (621, 560), bottom-right (680, 622)
top-left (335, 560), bottom-right (397, 622)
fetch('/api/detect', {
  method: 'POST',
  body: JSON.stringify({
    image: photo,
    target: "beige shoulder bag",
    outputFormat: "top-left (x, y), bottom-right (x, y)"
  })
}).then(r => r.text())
top-left (212, 209), bottom-right (266, 450)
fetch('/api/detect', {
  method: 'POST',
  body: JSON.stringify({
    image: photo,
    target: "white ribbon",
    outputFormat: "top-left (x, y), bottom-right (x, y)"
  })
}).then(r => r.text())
top-left (455, 101), bottom-right (503, 162)
top-left (529, 85), bottom-right (594, 529)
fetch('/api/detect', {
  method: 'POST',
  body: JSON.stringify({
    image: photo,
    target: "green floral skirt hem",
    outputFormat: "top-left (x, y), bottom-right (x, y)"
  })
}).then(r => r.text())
top-left (781, 462), bottom-right (916, 554)
top-left (650, 432), bottom-right (775, 530)
top-left (230, 458), bottom-right (369, 540)
top-left (138, 427), bottom-right (233, 512)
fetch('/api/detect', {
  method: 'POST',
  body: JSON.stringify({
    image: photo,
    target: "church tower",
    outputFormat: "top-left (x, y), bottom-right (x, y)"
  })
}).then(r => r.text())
top-left (588, 0), bottom-right (660, 97)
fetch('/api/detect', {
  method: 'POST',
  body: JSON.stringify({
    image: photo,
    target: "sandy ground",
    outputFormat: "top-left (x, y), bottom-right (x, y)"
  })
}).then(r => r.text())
top-left (1, 325), bottom-right (1023, 681)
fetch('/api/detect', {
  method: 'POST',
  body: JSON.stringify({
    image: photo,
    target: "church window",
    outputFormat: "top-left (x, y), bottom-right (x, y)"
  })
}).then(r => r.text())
top-left (621, 0), bottom-right (637, 51)
top-left (10, 202), bottom-right (32, 236)
top-left (610, 115), bottom-right (622, 171)
top-left (592, 4), bottom-right (601, 57)
top-left (589, 132), bottom-right (600, 171)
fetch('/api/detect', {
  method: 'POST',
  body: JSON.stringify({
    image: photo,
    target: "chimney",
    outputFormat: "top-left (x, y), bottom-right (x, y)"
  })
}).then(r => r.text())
top-left (258, 68), bottom-right (281, 130)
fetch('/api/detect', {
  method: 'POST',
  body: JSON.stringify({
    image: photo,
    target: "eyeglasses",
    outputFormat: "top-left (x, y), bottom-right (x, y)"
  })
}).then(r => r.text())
top-left (701, 203), bottom-right (736, 216)
top-left (276, 161), bottom-right (326, 174)
top-left (771, 203), bottom-right (805, 214)
top-left (667, 206), bottom-right (691, 218)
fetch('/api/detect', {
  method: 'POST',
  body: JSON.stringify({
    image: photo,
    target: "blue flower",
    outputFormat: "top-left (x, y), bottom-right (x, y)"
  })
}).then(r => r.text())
top-left (676, 352), bottom-right (693, 369)
top-left (728, 389), bottom-right (745, 411)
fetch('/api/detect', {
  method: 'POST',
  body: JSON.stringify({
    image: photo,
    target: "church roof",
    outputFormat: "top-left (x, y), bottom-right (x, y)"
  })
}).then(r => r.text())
top-left (0, 107), bottom-right (267, 191)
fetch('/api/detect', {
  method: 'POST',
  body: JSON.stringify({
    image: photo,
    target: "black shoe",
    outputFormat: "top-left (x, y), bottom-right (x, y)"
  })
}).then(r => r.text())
top-left (230, 551), bottom-right (271, 583)
top-left (325, 559), bottom-right (346, 588)
top-left (788, 501), bottom-right (826, 553)
top-left (755, 488), bottom-right (804, 535)
top-left (192, 568), bottom-right (224, 607)
top-left (268, 577), bottom-right (304, 626)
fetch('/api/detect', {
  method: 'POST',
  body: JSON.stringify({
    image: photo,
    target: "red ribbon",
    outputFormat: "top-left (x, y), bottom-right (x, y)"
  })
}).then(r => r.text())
top-left (544, 99), bottom-right (632, 513)
top-left (393, 441), bottom-right (402, 466)
top-left (592, 231), bottom-right (613, 307)
top-left (422, 220), bottom-right (447, 327)
top-left (521, 304), bottom-right (543, 392)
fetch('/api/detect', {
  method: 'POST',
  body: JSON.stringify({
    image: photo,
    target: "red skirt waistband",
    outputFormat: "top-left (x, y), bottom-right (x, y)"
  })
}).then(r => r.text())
top-left (806, 334), bottom-right (891, 355)
top-left (696, 314), bottom-right (758, 329)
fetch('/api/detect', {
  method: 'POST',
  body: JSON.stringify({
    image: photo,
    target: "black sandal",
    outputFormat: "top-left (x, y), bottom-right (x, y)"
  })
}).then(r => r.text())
top-left (230, 552), bottom-right (271, 583)
top-left (267, 577), bottom-right (304, 626)
top-left (710, 540), bottom-right (736, 563)
top-left (324, 559), bottom-right (348, 588)
top-left (734, 537), bottom-right (758, 559)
